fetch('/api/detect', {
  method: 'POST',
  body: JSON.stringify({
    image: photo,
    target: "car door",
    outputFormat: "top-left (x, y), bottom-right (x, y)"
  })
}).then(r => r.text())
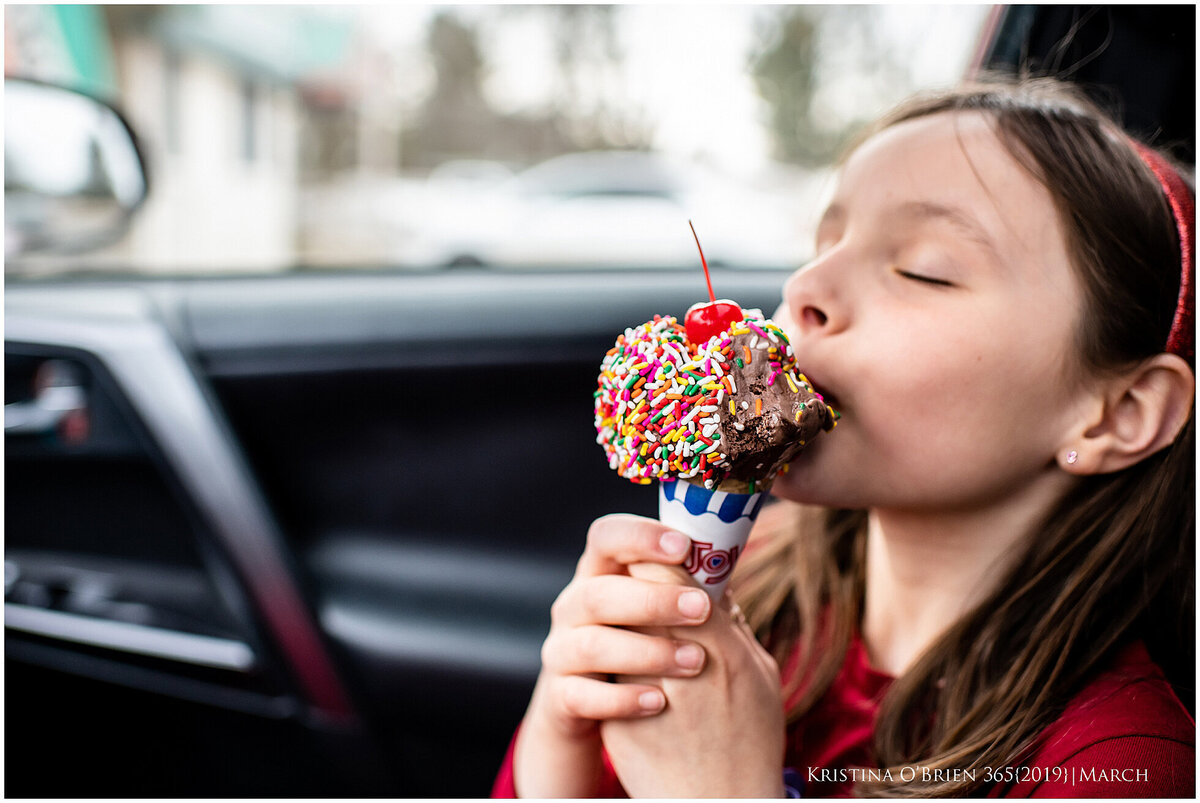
top-left (5, 267), bottom-right (787, 797)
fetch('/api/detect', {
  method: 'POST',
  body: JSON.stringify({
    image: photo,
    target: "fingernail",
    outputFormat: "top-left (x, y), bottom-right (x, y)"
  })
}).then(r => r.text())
top-left (659, 530), bottom-right (689, 556)
top-left (678, 590), bottom-right (709, 620)
top-left (639, 690), bottom-right (665, 712)
top-left (675, 644), bottom-right (704, 670)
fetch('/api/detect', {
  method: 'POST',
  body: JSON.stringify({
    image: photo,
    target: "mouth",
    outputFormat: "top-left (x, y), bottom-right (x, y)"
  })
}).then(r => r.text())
top-left (807, 378), bottom-right (841, 411)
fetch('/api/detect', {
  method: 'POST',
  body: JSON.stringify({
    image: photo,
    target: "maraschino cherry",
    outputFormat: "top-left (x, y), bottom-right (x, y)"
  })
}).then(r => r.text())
top-left (684, 220), bottom-right (743, 345)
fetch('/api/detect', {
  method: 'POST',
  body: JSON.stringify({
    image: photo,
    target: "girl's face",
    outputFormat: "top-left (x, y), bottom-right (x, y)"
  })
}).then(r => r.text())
top-left (773, 111), bottom-right (1092, 511)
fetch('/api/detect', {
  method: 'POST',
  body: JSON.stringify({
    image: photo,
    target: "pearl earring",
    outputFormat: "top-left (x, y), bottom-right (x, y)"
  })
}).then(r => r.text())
top-left (1066, 450), bottom-right (1078, 465)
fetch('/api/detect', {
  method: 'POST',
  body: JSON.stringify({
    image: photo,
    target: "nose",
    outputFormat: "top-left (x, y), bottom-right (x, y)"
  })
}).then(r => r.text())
top-left (783, 255), bottom-right (844, 338)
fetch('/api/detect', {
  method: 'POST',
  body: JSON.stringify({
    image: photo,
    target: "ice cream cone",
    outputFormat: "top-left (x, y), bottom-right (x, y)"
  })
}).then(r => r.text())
top-left (658, 478), bottom-right (767, 599)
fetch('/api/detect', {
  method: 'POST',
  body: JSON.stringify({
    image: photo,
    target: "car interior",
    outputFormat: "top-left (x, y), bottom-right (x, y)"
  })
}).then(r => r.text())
top-left (5, 5), bottom-right (1194, 797)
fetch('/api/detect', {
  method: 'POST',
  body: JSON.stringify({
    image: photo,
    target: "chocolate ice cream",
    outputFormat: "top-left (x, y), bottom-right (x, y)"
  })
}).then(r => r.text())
top-left (594, 311), bottom-right (836, 491)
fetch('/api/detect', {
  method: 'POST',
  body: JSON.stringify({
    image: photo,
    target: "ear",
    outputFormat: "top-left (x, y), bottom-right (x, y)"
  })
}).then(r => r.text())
top-left (1060, 354), bottom-right (1195, 475)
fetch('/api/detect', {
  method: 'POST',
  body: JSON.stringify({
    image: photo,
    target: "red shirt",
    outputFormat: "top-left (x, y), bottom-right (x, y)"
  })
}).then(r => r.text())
top-left (492, 636), bottom-right (1194, 798)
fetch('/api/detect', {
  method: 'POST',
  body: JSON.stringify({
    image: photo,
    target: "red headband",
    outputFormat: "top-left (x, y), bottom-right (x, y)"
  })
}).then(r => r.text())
top-left (1133, 143), bottom-right (1194, 363)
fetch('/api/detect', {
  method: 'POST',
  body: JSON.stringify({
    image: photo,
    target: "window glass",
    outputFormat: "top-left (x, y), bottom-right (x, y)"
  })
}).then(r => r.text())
top-left (4, 4), bottom-right (993, 277)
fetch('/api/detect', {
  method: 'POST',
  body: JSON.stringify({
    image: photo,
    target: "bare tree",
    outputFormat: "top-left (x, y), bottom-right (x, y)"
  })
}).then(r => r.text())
top-left (750, 6), bottom-right (915, 167)
top-left (540, 5), bottom-right (654, 150)
top-left (401, 7), bottom-right (653, 168)
top-left (401, 12), bottom-right (496, 165)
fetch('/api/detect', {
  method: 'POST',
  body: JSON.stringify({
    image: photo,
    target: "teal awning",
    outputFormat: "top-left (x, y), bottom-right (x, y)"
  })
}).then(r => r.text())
top-left (150, 5), bottom-right (354, 83)
top-left (54, 5), bottom-right (116, 96)
top-left (5, 5), bottom-right (118, 98)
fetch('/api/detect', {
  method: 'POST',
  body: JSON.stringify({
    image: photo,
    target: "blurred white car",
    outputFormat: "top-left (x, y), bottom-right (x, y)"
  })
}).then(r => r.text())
top-left (393, 150), bottom-right (809, 269)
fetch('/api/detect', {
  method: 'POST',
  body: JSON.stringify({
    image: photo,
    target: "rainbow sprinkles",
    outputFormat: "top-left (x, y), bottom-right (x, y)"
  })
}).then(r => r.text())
top-left (594, 312), bottom-right (837, 489)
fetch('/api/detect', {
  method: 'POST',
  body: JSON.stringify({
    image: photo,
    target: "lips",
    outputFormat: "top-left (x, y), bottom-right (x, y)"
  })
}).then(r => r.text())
top-left (806, 378), bottom-right (841, 411)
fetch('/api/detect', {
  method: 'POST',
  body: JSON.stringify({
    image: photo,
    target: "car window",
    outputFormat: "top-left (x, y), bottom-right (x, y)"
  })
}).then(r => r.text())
top-left (4, 4), bottom-right (993, 277)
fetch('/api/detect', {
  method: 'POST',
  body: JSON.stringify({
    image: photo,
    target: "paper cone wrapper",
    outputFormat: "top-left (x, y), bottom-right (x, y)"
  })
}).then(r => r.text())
top-left (659, 479), bottom-right (768, 599)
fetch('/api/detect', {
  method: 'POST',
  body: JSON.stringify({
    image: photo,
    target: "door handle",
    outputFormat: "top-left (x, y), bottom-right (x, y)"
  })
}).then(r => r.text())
top-left (5, 359), bottom-right (86, 436)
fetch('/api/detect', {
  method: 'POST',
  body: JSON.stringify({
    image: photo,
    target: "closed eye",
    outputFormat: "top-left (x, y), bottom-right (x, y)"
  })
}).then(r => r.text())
top-left (896, 270), bottom-right (955, 287)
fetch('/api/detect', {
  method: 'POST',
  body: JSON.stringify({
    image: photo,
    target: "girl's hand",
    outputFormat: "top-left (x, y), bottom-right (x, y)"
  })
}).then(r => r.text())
top-left (600, 562), bottom-right (787, 798)
top-left (512, 514), bottom-right (714, 798)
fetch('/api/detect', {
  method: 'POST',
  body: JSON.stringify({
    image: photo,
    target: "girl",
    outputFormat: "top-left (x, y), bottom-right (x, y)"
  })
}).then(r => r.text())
top-left (494, 76), bottom-right (1195, 798)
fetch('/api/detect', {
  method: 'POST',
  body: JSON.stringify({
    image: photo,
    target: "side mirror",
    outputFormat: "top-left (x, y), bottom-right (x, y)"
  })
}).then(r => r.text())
top-left (5, 78), bottom-right (149, 259)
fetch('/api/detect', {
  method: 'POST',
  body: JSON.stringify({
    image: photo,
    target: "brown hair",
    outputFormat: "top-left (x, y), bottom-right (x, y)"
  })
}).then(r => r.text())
top-left (733, 75), bottom-right (1195, 797)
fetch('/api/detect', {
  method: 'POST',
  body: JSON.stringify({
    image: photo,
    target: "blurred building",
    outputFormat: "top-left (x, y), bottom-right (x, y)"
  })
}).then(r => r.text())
top-left (5, 5), bottom-right (363, 272)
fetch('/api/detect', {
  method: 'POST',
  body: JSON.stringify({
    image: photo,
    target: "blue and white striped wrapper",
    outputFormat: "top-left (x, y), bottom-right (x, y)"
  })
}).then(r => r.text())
top-left (659, 479), bottom-right (767, 599)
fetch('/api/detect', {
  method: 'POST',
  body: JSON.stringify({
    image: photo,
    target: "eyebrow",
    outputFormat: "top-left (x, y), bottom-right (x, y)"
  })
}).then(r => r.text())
top-left (896, 200), bottom-right (1002, 261)
top-left (816, 200), bottom-right (1002, 263)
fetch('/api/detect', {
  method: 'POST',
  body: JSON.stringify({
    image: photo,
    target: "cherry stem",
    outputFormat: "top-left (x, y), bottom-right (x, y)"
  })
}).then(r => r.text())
top-left (689, 219), bottom-right (716, 303)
